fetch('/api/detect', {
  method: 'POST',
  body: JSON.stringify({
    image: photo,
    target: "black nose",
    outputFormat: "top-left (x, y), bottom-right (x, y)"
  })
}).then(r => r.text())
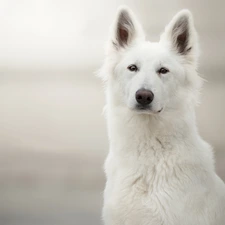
top-left (135, 89), bottom-right (154, 106)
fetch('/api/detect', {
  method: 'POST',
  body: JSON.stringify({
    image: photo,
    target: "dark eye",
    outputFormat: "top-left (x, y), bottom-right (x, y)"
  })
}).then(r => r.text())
top-left (158, 67), bottom-right (169, 74)
top-left (127, 64), bottom-right (138, 72)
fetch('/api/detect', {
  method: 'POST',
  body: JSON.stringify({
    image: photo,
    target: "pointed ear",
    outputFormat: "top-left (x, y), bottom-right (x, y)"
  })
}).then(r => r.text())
top-left (160, 10), bottom-right (199, 64)
top-left (109, 6), bottom-right (145, 51)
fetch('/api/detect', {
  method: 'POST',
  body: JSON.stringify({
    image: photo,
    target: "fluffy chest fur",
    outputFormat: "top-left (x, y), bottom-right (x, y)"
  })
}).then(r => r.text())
top-left (103, 122), bottom-right (224, 225)
top-left (102, 109), bottom-right (225, 225)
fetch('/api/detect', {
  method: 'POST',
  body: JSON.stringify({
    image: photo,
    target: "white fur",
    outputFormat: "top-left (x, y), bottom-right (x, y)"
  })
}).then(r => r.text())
top-left (100, 6), bottom-right (225, 225)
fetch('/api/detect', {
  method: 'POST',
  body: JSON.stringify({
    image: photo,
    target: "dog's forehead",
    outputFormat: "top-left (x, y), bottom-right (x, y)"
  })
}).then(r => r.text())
top-left (126, 42), bottom-right (171, 62)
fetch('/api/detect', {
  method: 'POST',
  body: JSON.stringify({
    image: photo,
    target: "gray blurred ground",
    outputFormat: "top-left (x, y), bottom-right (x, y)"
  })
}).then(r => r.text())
top-left (0, 0), bottom-right (225, 225)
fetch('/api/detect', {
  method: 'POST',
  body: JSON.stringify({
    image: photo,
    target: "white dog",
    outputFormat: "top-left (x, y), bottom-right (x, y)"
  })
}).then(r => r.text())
top-left (100, 6), bottom-right (225, 225)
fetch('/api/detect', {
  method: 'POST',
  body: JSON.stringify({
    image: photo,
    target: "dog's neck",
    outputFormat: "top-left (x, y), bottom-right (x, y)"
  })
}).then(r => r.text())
top-left (106, 103), bottom-right (200, 156)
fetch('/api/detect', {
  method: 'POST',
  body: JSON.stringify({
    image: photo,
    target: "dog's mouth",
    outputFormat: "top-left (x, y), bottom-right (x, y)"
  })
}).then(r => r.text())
top-left (135, 105), bottom-right (163, 114)
top-left (157, 108), bottom-right (163, 113)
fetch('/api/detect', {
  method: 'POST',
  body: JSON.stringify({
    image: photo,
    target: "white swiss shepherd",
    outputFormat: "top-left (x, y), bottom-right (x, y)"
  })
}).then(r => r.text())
top-left (100, 6), bottom-right (225, 225)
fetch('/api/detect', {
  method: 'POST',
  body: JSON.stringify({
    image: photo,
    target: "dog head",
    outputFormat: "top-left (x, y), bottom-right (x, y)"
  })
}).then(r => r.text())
top-left (100, 6), bottom-right (202, 116)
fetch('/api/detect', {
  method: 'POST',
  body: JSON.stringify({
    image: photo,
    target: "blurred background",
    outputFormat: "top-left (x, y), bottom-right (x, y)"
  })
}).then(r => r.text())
top-left (0, 0), bottom-right (224, 225)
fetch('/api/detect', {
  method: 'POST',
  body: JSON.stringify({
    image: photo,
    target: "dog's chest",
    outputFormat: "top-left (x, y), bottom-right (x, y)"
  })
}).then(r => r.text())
top-left (103, 134), bottom-right (211, 225)
top-left (103, 148), bottom-right (183, 225)
top-left (104, 170), bottom-right (161, 225)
